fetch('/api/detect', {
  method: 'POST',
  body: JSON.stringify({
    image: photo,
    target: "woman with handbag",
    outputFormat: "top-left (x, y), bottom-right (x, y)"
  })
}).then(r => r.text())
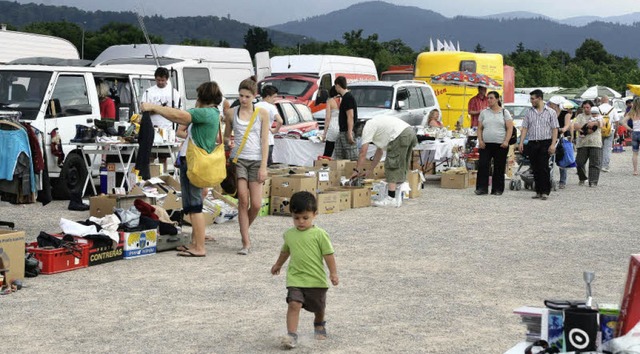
top-left (475, 91), bottom-right (514, 196)
top-left (224, 79), bottom-right (270, 255)
top-left (141, 81), bottom-right (223, 257)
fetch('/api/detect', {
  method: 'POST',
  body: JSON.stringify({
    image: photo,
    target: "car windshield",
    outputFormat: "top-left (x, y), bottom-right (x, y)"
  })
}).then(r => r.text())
top-left (350, 86), bottom-right (394, 108)
top-left (0, 70), bottom-right (53, 120)
top-left (262, 78), bottom-right (312, 96)
top-left (505, 105), bottom-right (530, 119)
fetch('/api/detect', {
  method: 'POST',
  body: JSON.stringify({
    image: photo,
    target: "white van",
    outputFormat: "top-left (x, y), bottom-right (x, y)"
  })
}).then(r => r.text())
top-left (92, 44), bottom-right (254, 108)
top-left (0, 62), bottom-right (157, 198)
top-left (259, 54), bottom-right (378, 113)
top-left (0, 27), bottom-right (80, 64)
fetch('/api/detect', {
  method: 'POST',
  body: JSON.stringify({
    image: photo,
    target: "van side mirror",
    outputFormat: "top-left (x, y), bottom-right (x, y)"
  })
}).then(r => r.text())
top-left (46, 98), bottom-right (62, 118)
top-left (315, 89), bottom-right (328, 105)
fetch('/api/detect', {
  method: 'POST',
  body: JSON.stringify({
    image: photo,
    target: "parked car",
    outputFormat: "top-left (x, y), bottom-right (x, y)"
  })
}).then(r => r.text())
top-left (503, 102), bottom-right (531, 128)
top-left (273, 99), bottom-right (318, 133)
top-left (315, 80), bottom-right (440, 136)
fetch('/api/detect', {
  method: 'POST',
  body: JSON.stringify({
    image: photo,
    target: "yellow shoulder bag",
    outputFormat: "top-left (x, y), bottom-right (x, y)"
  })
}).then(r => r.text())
top-left (186, 118), bottom-right (226, 188)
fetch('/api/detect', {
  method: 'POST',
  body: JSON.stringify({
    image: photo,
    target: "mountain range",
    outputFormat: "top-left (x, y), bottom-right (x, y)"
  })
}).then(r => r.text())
top-left (1, 0), bottom-right (639, 59)
top-left (269, 2), bottom-right (640, 58)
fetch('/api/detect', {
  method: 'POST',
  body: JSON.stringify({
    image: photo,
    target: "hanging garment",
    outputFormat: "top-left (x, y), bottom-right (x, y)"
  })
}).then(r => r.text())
top-left (36, 129), bottom-right (52, 206)
top-left (135, 111), bottom-right (154, 180)
top-left (21, 123), bottom-right (43, 174)
top-left (0, 128), bottom-right (36, 193)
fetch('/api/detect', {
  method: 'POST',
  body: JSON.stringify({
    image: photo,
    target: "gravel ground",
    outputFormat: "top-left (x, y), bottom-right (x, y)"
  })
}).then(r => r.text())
top-left (1, 151), bottom-right (638, 353)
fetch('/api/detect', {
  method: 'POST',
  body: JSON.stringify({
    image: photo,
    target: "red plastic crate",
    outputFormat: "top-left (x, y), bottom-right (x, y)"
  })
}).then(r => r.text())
top-left (26, 242), bottom-right (89, 274)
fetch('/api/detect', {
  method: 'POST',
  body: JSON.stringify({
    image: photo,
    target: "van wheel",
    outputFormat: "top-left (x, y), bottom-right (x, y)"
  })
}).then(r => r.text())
top-left (57, 153), bottom-right (89, 199)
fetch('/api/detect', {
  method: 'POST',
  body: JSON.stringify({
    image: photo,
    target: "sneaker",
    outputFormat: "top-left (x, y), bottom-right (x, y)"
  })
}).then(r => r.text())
top-left (532, 194), bottom-right (542, 199)
top-left (373, 196), bottom-right (398, 207)
top-left (237, 248), bottom-right (250, 255)
top-left (474, 190), bottom-right (488, 195)
top-left (601, 167), bottom-right (609, 172)
top-left (541, 194), bottom-right (549, 200)
top-left (578, 180), bottom-right (586, 186)
top-left (589, 182), bottom-right (598, 188)
top-left (281, 333), bottom-right (298, 349)
top-left (558, 183), bottom-right (566, 189)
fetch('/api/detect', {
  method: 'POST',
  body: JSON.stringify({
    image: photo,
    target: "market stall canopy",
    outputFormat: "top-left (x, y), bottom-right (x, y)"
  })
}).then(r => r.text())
top-left (546, 86), bottom-right (622, 100)
top-left (431, 71), bottom-right (501, 89)
top-left (578, 85), bottom-right (622, 99)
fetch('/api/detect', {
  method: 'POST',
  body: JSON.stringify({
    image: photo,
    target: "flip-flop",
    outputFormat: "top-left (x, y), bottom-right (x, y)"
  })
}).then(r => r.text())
top-left (205, 236), bottom-right (217, 242)
top-left (176, 245), bottom-right (190, 252)
top-left (177, 250), bottom-right (206, 257)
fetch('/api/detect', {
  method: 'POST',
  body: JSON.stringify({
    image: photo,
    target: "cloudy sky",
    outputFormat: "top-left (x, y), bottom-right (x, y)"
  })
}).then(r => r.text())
top-left (18, 0), bottom-right (638, 26)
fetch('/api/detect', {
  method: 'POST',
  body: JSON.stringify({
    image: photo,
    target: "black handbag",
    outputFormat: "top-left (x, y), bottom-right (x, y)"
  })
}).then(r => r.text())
top-left (503, 109), bottom-right (517, 145)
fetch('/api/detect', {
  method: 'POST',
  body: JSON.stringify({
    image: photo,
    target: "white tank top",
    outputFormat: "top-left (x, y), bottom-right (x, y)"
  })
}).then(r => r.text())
top-left (231, 106), bottom-right (263, 161)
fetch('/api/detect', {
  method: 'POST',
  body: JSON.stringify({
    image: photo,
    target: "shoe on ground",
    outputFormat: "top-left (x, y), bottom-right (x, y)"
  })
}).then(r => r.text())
top-left (558, 183), bottom-right (566, 189)
top-left (237, 248), bottom-right (250, 255)
top-left (578, 180), bottom-right (586, 186)
top-left (541, 194), bottom-right (549, 200)
top-left (589, 182), bottom-right (598, 188)
top-left (601, 167), bottom-right (609, 172)
top-left (532, 194), bottom-right (542, 199)
top-left (68, 200), bottom-right (90, 211)
top-left (281, 333), bottom-right (298, 349)
top-left (492, 191), bottom-right (503, 196)
top-left (474, 190), bottom-right (488, 195)
top-left (373, 196), bottom-right (398, 207)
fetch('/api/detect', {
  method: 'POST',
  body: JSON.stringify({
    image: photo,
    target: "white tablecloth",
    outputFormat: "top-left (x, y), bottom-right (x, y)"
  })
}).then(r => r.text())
top-left (272, 138), bottom-right (379, 167)
top-left (414, 137), bottom-right (467, 162)
top-left (272, 139), bottom-right (326, 167)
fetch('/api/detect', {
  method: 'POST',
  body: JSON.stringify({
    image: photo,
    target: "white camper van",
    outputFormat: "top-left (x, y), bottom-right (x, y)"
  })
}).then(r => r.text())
top-left (259, 55), bottom-right (378, 113)
top-left (0, 27), bottom-right (80, 64)
top-left (92, 44), bottom-right (254, 109)
top-left (0, 61), bottom-right (157, 198)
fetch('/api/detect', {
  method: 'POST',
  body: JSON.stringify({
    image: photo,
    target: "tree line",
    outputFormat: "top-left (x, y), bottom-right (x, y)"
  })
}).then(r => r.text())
top-left (10, 21), bottom-right (640, 92)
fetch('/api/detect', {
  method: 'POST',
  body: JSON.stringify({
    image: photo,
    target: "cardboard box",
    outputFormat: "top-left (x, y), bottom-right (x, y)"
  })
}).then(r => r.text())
top-left (271, 196), bottom-right (291, 216)
top-left (314, 159), bottom-right (347, 174)
top-left (617, 254), bottom-right (640, 337)
top-left (121, 229), bottom-right (157, 259)
top-left (313, 168), bottom-right (339, 192)
top-left (340, 186), bottom-right (371, 208)
top-left (267, 167), bottom-right (291, 177)
top-left (411, 150), bottom-right (422, 170)
top-left (440, 172), bottom-right (469, 189)
top-left (408, 170), bottom-right (422, 198)
top-left (372, 163), bottom-right (385, 179)
top-left (90, 194), bottom-right (155, 218)
top-left (262, 178), bottom-right (271, 199)
top-left (316, 192), bottom-right (340, 214)
top-left (342, 161), bottom-right (358, 177)
top-left (0, 230), bottom-right (25, 284)
top-left (326, 188), bottom-right (351, 211)
top-left (149, 163), bottom-right (163, 178)
top-left (468, 170), bottom-right (478, 188)
top-left (61, 234), bottom-right (125, 267)
top-left (271, 175), bottom-right (317, 198)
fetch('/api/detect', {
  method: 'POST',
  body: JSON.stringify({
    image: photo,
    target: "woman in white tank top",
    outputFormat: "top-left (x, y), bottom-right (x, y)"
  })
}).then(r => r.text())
top-left (622, 97), bottom-right (640, 176)
top-left (223, 79), bottom-right (270, 255)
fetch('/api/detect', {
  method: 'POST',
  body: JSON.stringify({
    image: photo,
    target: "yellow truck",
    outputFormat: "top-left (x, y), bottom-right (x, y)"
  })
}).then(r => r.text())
top-left (414, 51), bottom-right (506, 128)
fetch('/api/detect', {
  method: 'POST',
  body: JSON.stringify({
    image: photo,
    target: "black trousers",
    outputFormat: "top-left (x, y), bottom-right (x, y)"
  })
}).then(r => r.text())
top-left (528, 139), bottom-right (552, 195)
top-left (476, 143), bottom-right (508, 193)
top-left (135, 112), bottom-right (154, 180)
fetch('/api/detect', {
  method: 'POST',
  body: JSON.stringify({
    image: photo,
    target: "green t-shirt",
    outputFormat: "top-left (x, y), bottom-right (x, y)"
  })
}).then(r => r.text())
top-left (188, 107), bottom-right (219, 153)
top-left (281, 226), bottom-right (335, 288)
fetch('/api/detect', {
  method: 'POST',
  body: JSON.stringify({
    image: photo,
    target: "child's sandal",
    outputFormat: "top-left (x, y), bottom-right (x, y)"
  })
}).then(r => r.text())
top-left (314, 321), bottom-right (327, 340)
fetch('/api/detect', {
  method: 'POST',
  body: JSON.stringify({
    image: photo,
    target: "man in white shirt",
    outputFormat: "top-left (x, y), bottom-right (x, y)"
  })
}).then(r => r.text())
top-left (254, 85), bottom-right (283, 166)
top-left (352, 115), bottom-right (417, 207)
top-left (141, 67), bottom-right (183, 130)
top-left (598, 95), bottom-right (620, 172)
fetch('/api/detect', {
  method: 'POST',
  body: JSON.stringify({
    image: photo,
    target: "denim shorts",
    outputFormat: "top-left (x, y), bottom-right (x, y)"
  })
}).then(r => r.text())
top-left (632, 131), bottom-right (640, 152)
top-left (179, 157), bottom-right (203, 214)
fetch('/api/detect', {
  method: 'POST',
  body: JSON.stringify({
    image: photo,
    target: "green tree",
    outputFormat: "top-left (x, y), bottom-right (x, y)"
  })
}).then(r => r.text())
top-left (83, 23), bottom-right (163, 60)
top-left (243, 27), bottom-right (273, 58)
top-left (180, 38), bottom-right (214, 46)
top-left (342, 29), bottom-right (382, 60)
top-left (575, 39), bottom-right (612, 65)
top-left (558, 63), bottom-right (587, 87)
top-left (473, 43), bottom-right (486, 53)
